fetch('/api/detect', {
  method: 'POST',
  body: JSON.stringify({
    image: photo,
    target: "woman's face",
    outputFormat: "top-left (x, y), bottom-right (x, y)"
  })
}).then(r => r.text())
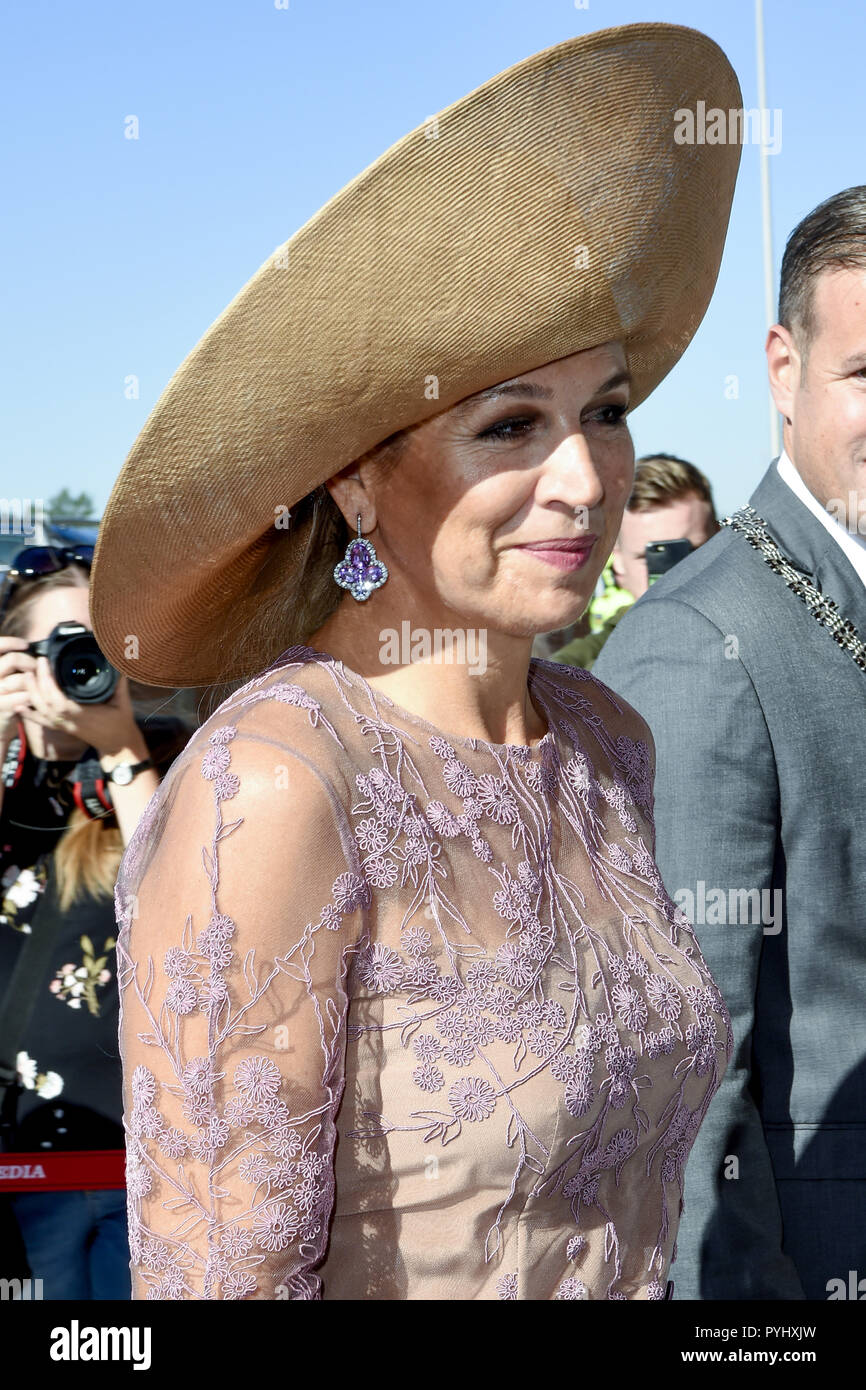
top-left (18, 580), bottom-right (93, 756)
top-left (22, 582), bottom-right (92, 647)
top-left (337, 343), bottom-right (634, 641)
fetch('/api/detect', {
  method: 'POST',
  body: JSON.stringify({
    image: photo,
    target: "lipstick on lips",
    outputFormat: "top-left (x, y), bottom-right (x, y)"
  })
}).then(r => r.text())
top-left (516, 535), bottom-right (598, 572)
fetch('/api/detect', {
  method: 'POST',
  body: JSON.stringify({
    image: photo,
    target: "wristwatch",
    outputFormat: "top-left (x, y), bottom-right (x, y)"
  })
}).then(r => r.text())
top-left (102, 756), bottom-right (154, 786)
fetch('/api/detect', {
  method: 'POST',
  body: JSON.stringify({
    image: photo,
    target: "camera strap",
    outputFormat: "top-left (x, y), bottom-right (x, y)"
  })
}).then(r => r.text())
top-left (68, 755), bottom-right (114, 820)
top-left (1, 718), bottom-right (27, 792)
top-left (2, 718), bottom-right (114, 824)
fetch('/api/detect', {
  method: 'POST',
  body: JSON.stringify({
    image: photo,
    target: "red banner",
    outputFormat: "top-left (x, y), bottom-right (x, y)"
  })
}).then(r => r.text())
top-left (0, 1149), bottom-right (126, 1192)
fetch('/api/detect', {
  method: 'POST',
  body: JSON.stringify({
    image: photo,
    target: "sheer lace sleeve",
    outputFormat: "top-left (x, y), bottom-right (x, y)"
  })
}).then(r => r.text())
top-left (113, 704), bottom-right (370, 1299)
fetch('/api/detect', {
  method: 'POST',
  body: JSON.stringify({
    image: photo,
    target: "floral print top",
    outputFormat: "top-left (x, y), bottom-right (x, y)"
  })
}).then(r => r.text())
top-left (114, 644), bottom-right (733, 1300)
top-left (0, 749), bottom-right (121, 1145)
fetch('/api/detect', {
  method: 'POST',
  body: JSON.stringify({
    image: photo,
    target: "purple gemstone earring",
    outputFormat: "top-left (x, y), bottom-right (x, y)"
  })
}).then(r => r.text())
top-left (333, 513), bottom-right (389, 602)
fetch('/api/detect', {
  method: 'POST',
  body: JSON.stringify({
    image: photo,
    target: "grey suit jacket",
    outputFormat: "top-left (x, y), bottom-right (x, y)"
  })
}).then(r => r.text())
top-left (592, 460), bottom-right (866, 1300)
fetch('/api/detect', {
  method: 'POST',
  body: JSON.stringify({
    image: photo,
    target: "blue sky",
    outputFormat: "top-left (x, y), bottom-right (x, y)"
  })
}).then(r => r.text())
top-left (3, 0), bottom-right (863, 520)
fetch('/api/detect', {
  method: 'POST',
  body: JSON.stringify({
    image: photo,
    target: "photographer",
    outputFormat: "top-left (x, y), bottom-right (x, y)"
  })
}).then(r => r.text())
top-left (0, 546), bottom-right (189, 1298)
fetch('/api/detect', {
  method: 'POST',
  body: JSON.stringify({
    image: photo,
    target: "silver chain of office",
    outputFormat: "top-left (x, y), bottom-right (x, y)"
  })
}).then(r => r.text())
top-left (720, 504), bottom-right (866, 673)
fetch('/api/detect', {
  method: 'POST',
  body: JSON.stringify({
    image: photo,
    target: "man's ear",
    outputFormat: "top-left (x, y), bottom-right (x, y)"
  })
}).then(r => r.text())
top-left (766, 322), bottom-right (800, 424)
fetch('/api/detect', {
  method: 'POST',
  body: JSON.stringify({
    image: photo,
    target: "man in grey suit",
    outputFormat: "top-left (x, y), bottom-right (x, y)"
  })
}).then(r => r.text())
top-left (593, 186), bottom-right (866, 1300)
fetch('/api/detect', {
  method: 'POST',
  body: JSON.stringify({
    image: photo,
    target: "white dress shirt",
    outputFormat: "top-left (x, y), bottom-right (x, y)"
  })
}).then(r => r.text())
top-left (775, 449), bottom-right (866, 589)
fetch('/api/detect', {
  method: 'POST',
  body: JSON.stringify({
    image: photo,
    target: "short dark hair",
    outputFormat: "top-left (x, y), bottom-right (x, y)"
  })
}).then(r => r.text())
top-left (778, 186), bottom-right (866, 357)
top-left (629, 452), bottom-right (716, 518)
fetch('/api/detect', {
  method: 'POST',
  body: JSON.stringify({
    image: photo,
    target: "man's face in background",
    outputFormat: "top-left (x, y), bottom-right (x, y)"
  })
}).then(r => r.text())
top-left (611, 492), bottom-right (719, 599)
top-left (767, 265), bottom-right (866, 525)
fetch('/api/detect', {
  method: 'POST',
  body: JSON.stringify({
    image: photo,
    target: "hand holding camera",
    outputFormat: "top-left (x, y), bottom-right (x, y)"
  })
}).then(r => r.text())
top-left (0, 623), bottom-right (137, 758)
top-left (0, 635), bottom-right (39, 747)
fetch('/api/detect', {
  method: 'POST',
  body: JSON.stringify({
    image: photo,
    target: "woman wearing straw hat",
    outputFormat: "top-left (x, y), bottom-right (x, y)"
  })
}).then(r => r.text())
top-left (90, 23), bottom-right (742, 1300)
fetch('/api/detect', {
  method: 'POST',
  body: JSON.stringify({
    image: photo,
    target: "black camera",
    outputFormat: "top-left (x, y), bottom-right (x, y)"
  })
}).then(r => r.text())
top-left (25, 621), bottom-right (120, 704)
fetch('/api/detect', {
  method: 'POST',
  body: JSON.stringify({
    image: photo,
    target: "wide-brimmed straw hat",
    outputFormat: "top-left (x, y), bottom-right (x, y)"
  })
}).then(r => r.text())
top-left (90, 21), bottom-right (742, 688)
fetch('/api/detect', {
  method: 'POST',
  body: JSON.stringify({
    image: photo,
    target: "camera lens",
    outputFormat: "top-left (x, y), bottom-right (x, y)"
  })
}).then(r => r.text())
top-left (56, 633), bottom-right (118, 703)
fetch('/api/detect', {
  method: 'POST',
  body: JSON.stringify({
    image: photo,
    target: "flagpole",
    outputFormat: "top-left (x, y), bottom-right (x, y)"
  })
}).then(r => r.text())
top-left (755, 0), bottom-right (781, 457)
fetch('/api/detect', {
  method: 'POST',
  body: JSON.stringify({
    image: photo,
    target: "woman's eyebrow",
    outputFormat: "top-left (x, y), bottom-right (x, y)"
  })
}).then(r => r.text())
top-left (449, 380), bottom-right (553, 418)
top-left (450, 368), bottom-right (632, 420)
top-left (590, 369), bottom-right (632, 397)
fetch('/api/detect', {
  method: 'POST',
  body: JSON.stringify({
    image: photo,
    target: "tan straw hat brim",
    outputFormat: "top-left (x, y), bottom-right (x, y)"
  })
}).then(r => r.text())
top-left (91, 21), bottom-right (742, 687)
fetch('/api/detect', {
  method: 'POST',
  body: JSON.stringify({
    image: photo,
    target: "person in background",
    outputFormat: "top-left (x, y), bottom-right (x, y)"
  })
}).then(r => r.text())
top-left (592, 186), bottom-right (866, 1299)
top-left (552, 454), bottom-right (719, 669)
top-left (0, 551), bottom-right (189, 1298)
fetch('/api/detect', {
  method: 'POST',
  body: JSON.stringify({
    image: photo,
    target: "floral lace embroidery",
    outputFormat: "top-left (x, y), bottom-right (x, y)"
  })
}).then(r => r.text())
top-left (115, 652), bottom-right (732, 1300)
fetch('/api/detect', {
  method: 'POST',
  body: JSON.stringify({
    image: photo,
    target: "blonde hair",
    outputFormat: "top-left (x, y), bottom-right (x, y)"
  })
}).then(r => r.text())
top-left (629, 453), bottom-right (717, 519)
top-left (1, 564), bottom-right (187, 911)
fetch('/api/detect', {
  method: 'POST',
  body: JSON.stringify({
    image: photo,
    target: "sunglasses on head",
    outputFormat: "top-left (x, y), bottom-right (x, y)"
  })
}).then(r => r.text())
top-left (0, 544), bottom-right (95, 623)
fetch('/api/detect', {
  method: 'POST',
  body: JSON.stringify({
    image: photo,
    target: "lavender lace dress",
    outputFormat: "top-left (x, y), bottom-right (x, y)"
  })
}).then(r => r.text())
top-left (114, 645), bottom-right (733, 1300)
